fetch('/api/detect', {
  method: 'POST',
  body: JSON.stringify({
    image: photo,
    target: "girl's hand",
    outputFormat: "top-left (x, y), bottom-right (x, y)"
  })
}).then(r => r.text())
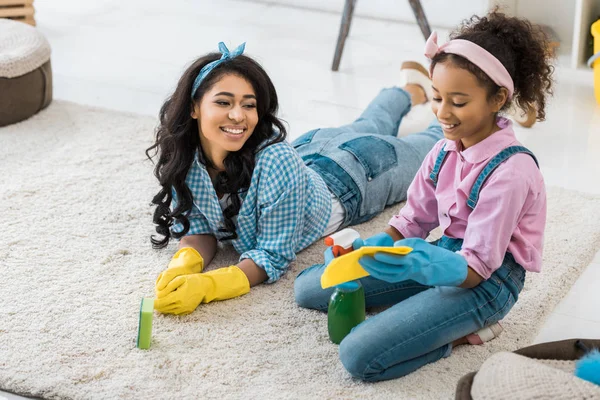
top-left (358, 238), bottom-right (468, 287)
top-left (352, 232), bottom-right (394, 250)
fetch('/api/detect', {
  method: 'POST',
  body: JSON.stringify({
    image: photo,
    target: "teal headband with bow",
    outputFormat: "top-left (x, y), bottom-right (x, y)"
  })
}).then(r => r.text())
top-left (190, 42), bottom-right (246, 100)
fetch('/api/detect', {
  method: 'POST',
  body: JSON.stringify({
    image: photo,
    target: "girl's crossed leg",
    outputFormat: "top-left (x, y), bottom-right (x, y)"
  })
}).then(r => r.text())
top-left (295, 247), bottom-right (525, 382)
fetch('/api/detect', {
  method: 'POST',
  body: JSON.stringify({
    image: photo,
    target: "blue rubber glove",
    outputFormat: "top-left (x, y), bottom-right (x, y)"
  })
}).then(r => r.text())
top-left (352, 232), bottom-right (394, 250)
top-left (324, 246), bottom-right (335, 266)
top-left (358, 238), bottom-right (468, 286)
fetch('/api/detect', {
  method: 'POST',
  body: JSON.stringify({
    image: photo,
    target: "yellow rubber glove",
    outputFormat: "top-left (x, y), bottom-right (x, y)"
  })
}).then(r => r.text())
top-left (154, 266), bottom-right (250, 315)
top-left (155, 247), bottom-right (204, 293)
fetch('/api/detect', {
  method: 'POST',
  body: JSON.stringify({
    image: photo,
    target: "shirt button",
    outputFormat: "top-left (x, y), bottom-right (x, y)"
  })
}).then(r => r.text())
top-left (367, 176), bottom-right (372, 181)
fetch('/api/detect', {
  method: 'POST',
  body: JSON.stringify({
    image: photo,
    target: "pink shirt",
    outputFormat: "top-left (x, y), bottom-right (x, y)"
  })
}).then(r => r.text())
top-left (389, 118), bottom-right (546, 279)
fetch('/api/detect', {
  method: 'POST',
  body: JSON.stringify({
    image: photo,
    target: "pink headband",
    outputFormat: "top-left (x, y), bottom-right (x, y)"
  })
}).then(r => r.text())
top-left (424, 32), bottom-right (514, 99)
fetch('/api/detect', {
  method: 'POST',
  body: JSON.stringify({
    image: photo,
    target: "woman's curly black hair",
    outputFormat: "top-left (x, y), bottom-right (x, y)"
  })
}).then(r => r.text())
top-left (145, 53), bottom-right (287, 248)
top-left (431, 9), bottom-right (554, 120)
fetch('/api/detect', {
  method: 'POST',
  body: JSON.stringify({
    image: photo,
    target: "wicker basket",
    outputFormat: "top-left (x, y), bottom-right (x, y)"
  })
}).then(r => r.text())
top-left (0, 0), bottom-right (35, 26)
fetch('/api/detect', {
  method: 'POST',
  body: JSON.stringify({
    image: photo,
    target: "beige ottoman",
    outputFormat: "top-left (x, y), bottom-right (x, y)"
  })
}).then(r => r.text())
top-left (0, 19), bottom-right (52, 127)
top-left (456, 339), bottom-right (600, 399)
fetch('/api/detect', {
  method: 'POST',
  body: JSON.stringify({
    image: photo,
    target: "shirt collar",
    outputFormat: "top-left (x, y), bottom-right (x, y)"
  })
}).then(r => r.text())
top-left (194, 150), bottom-right (207, 169)
top-left (443, 117), bottom-right (519, 163)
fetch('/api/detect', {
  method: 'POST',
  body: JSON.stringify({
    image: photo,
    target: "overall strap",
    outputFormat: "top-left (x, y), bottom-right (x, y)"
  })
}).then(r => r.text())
top-left (429, 145), bottom-right (449, 187)
top-left (467, 145), bottom-right (539, 209)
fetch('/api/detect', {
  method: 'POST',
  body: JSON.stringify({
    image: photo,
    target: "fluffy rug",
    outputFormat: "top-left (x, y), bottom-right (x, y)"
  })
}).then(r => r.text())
top-left (1, 101), bottom-right (600, 400)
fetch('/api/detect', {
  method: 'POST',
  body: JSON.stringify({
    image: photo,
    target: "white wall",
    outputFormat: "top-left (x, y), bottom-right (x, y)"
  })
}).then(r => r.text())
top-left (250, 0), bottom-right (490, 29)
top-left (515, 0), bottom-right (576, 47)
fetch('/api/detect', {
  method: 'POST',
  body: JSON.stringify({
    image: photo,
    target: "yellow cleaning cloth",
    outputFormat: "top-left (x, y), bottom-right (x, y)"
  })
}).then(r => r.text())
top-left (320, 246), bottom-right (412, 289)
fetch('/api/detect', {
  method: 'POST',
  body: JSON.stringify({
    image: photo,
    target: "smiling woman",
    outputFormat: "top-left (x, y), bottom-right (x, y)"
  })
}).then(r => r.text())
top-left (145, 42), bottom-right (443, 316)
top-left (192, 75), bottom-right (259, 165)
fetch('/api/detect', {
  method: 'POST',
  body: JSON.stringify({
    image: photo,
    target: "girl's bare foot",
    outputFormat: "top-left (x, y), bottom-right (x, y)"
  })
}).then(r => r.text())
top-left (452, 335), bottom-right (470, 348)
top-left (452, 323), bottom-right (504, 349)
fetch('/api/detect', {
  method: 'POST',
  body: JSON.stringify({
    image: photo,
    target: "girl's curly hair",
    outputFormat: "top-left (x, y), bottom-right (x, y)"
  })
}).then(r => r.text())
top-left (431, 9), bottom-right (554, 120)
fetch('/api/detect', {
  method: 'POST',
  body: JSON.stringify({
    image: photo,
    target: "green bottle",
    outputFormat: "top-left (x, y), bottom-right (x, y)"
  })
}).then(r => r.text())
top-left (327, 281), bottom-right (365, 344)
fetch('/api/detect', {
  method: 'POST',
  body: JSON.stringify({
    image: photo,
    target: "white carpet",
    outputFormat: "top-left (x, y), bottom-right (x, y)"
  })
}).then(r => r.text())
top-left (1, 101), bottom-right (600, 400)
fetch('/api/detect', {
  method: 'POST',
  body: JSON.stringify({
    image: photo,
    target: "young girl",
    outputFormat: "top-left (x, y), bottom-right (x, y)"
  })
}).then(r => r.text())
top-left (146, 42), bottom-right (444, 315)
top-left (294, 11), bottom-right (553, 381)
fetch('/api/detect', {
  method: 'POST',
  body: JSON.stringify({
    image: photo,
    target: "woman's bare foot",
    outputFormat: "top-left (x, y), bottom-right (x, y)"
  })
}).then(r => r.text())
top-left (399, 61), bottom-right (431, 106)
top-left (403, 83), bottom-right (428, 107)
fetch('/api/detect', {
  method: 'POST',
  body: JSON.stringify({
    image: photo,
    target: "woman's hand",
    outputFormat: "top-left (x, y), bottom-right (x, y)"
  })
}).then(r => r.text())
top-left (154, 266), bottom-right (250, 315)
top-left (155, 247), bottom-right (204, 292)
top-left (154, 234), bottom-right (218, 294)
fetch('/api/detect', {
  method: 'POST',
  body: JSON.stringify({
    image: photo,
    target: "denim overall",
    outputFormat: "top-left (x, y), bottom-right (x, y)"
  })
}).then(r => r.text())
top-left (294, 143), bottom-right (537, 382)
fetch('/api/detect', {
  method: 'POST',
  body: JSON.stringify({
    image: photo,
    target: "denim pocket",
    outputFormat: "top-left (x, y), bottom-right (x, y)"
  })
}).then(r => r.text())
top-left (489, 275), bottom-right (503, 286)
top-left (339, 136), bottom-right (397, 180)
top-left (292, 129), bottom-right (319, 148)
top-left (508, 269), bottom-right (526, 293)
top-left (484, 291), bottom-right (516, 326)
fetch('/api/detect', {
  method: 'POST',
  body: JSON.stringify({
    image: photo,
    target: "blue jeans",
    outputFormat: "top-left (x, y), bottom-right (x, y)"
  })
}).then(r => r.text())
top-left (293, 87), bottom-right (442, 227)
top-left (294, 236), bottom-right (526, 382)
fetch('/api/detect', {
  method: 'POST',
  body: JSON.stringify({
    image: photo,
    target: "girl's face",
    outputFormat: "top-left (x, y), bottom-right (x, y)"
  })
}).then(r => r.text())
top-left (192, 73), bottom-right (258, 167)
top-left (431, 61), bottom-right (507, 149)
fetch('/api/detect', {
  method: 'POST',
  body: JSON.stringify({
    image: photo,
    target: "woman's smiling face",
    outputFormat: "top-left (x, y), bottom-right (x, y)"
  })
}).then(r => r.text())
top-left (192, 73), bottom-right (259, 166)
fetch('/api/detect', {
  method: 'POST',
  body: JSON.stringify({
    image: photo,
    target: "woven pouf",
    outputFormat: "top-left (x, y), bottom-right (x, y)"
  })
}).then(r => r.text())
top-left (0, 19), bottom-right (52, 127)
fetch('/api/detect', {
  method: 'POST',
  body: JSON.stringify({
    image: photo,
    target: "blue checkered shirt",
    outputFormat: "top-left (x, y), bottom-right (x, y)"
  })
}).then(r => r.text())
top-left (171, 141), bottom-right (332, 283)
